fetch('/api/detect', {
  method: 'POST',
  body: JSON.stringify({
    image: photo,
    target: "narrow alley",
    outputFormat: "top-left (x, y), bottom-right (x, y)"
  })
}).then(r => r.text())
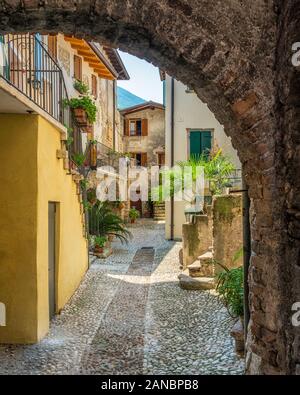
top-left (0, 221), bottom-right (244, 375)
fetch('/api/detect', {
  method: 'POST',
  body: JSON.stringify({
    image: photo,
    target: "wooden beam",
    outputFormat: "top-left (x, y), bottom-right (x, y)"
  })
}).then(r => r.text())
top-left (94, 68), bottom-right (112, 77)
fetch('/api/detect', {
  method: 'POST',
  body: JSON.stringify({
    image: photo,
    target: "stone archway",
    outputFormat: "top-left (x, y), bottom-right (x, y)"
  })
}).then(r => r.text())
top-left (1, 0), bottom-right (300, 375)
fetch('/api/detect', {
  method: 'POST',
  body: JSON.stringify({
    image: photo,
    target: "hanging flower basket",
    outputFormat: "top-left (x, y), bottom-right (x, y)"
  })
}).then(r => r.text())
top-left (63, 96), bottom-right (97, 129)
top-left (73, 107), bottom-right (89, 127)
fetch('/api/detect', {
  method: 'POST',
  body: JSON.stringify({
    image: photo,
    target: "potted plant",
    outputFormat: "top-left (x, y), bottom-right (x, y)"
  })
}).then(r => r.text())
top-left (129, 208), bottom-right (140, 224)
top-left (93, 235), bottom-right (107, 254)
top-left (63, 96), bottom-right (97, 128)
top-left (89, 201), bottom-right (132, 245)
top-left (214, 248), bottom-right (244, 354)
top-left (74, 79), bottom-right (89, 95)
top-left (72, 153), bottom-right (86, 168)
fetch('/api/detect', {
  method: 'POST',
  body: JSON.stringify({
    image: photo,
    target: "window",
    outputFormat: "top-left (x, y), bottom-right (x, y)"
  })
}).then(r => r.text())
top-left (91, 74), bottom-right (97, 98)
top-left (73, 55), bottom-right (82, 81)
top-left (34, 33), bottom-right (42, 84)
top-left (130, 153), bottom-right (147, 167)
top-left (189, 130), bottom-right (212, 158)
top-left (125, 118), bottom-right (148, 136)
top-left (129, 119), bottom-right (142, 136)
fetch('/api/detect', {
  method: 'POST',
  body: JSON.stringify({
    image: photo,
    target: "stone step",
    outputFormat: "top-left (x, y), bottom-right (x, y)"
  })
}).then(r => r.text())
top-left (198, 251), bottom-right (213, 261)
top-left (187, 260), bottom-right (202, 278)
top-left (197, 250), bottom-right (214, 277)
top-left (178, 272), bottom-right (215, 291)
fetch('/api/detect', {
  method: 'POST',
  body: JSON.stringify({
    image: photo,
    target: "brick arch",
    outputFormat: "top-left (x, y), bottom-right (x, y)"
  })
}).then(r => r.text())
top-left (1, 0), bottom-right (300, 375)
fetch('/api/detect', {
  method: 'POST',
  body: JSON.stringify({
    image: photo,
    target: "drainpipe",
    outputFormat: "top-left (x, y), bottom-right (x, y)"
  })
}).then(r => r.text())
top-left (170, 77), bottom-right (175, 240)
top-left (113, 80), bottom-right (116, 151)
top-left (229, 170), bottom-right (251, 345)
top-left (242, 169), bottom-right (251, 343)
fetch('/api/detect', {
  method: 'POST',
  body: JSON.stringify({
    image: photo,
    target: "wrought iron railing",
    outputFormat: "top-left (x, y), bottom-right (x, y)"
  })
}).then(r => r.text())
top-left (0, 34), bottom-right (69, 126)
top-left (96, 142), bottom-right (128, 172)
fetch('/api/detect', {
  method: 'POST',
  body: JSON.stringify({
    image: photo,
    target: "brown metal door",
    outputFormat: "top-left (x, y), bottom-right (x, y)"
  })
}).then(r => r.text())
top-left (48, 202), bottom-right (57, 320)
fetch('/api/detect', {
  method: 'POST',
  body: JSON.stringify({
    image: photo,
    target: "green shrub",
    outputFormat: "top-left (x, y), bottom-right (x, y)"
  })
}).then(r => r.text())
top-left (89, 201), bottom-right (132, 244)
top-left (216, 266), bottom-right (244, 318)
top-left (94, 236), bottom-right (107, 248)
top-left (129, 208), bottom-right (140, 220)
top-left (72, 152), bottom-right (86, 167)
top-left (74, 79), bottom-right (89, 95)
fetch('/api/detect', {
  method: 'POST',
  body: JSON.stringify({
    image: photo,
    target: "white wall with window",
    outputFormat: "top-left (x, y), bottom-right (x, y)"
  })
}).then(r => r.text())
top-left (164, 75), bottom-right (241, 240)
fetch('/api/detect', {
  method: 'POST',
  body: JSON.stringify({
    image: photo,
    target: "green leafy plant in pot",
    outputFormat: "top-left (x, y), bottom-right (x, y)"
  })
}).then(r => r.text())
top-left (63, 96), bottom-right (97, 127)
top-left (93, 236), bottom-right (107, 254)
top-left (89, 201), bottom-right (132, 244)
top-left (129, 208), bottom-right (140, 224)
top-left (74, 79), bottom-right (89, 95)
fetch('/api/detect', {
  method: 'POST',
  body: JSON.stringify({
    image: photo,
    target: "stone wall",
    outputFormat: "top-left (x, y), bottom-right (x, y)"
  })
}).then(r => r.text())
top-left (213, 195), bottom-right (243, 274)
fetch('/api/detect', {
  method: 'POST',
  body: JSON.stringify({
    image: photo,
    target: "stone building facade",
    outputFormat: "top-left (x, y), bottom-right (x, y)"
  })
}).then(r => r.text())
top-left (121, 102), bottom-right (165, 167)
top-left (43, 34), bottom-right (129, 152)
top-left (121, 102), bottom-right (165, 217)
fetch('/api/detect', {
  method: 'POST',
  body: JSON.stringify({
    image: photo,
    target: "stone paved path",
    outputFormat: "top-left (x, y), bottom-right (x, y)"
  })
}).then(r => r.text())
top-left (0, 220), bottom-right (244, 375)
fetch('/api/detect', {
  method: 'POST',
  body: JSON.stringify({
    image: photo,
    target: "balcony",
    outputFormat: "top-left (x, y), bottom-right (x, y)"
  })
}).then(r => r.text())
top-left (0, 34), bottom-right (69, 126)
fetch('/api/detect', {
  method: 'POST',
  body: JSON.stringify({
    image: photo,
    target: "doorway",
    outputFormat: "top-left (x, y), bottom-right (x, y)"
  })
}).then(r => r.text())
top-left (48, 202), bottom-right (57, 320)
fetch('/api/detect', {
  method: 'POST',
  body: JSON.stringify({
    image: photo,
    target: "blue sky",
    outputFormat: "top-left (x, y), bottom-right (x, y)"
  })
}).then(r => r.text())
top-left (117, 51), bottom-right (163, 104)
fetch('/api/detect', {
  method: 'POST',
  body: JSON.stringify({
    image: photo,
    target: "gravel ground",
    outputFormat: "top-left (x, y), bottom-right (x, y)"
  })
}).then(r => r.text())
top-left (0, 220), bottom-right (244, 375)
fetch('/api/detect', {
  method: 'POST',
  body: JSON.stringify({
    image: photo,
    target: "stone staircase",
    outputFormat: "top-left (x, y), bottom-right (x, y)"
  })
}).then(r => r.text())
top-left (153, 202), bottom-right (165, 220)
top-left (178, 246), bottom-right (215, 290)
top-left (57, 131), bottom-right (87, 238)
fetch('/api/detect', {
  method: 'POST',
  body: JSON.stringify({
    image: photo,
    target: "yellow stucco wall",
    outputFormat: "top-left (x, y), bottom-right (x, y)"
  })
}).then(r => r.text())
top-left (0, 115), bottom-right (39, 343)
top-left (0, 114), bottom-right (88, 344)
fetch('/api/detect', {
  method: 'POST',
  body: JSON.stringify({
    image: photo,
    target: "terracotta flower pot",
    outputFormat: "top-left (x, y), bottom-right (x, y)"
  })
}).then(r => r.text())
top-left (94, 245), bottom-right (104, 254)
top-left (130, 218), bottom-right (135, 224)
top-left (73, 108), bottom-right (89, 127)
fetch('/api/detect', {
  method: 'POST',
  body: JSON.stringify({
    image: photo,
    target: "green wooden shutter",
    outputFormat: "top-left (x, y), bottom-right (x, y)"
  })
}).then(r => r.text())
top-left (190, 131), bottom-right (212, 158)
top-left (190, 131), bottom-right (202, 157)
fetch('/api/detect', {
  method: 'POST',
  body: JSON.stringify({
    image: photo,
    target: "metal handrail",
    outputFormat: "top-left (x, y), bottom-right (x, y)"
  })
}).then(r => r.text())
top-left (0, 34), bottom-right (70, 127)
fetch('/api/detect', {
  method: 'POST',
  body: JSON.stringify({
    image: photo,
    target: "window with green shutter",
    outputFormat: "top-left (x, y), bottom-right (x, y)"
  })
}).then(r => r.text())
top-left (189, 130), bottom-right (212, 158)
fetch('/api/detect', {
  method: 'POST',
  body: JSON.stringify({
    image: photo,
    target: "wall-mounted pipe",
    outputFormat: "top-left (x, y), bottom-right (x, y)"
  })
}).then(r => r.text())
top-left (113, 80), bottom-right (116, 151)
top-left (242, 171), bottom-right (251, 343)
top-left (170, 77), bottom-right (175, 240)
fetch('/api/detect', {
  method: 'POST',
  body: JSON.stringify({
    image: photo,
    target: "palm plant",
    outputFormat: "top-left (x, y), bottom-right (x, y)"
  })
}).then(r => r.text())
top-left (151, 150), bottom-right (235, 203)
top-left (89, 201), bottom-right (131, 244)
top-left (178, 150), bottom-right (235, 196)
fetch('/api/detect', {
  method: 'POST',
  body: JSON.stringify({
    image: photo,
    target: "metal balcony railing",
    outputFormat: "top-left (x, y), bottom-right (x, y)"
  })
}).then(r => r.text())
top-left (0, 34), bottom-right (70, 126)
top-left (96, 142), bottom-right (130, 172)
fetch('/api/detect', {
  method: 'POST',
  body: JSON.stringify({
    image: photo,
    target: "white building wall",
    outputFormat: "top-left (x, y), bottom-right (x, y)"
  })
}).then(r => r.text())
top-left (165, 75), bottom-right (241, 240)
